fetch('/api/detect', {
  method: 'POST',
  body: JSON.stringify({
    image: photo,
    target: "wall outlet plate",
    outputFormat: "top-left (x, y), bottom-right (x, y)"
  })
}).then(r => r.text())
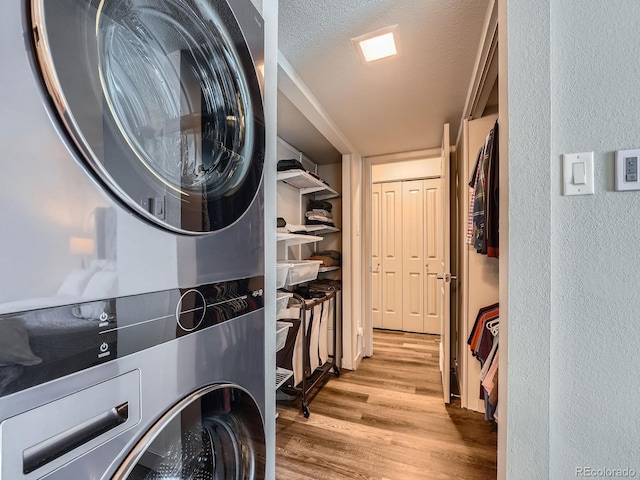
top-left (563, 152), bottom-right (594, 196)
top-left (615, 149), bottom-right (640, 191)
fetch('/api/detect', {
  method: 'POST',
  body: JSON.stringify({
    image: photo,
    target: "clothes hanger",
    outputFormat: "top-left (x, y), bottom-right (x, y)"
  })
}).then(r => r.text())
top-left (486, 318), bottom-right (500, 336)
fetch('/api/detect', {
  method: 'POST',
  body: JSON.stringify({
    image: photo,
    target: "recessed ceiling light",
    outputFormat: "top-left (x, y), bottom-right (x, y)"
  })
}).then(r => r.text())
top-left (352, 25), bottom-right (398, 63)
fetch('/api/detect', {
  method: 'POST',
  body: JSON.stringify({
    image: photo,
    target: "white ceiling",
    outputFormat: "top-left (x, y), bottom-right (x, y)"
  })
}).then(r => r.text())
top-left (277, 0), bottom-right (491, 163)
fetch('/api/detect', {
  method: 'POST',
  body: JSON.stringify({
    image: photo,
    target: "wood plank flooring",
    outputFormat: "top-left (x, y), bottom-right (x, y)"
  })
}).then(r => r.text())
top-left (276, 329), bottom-right (497, 480)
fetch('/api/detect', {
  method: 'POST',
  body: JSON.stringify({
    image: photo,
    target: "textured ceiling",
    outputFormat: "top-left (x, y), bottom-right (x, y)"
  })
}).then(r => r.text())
top-left (278, 0), bottom-right (491, 160)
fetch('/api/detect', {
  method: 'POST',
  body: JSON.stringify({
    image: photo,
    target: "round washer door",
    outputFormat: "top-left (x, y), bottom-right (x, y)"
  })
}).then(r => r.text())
top-left (114, 384), bottom-right (265, 479)
top-left (32, 0), bottom-right (264, 234)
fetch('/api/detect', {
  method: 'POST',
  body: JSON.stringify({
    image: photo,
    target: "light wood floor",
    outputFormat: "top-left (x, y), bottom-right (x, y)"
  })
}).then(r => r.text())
top-left (276, 329), bottom-right (497, 480)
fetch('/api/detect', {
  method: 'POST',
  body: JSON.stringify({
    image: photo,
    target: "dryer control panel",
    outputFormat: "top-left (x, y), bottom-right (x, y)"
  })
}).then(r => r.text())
top-left (0, 276), bottom-right (264, 398)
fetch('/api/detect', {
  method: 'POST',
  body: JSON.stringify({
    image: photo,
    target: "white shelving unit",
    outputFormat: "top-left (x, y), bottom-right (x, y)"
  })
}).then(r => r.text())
top-left (279, 224), bottom-right (340, 235)
top-left (275, 163), bottom-right (341, 398)
top-left (277, 170), bottom-right (339, 199)
top-left (276, 232), bottom-right (323, 246)
top-left (318, 266), bottom-right (340, 273)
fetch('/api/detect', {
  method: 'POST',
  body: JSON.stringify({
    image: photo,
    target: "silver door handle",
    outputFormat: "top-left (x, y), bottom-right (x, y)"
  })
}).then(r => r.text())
top-left (436, 273), bottom-right (458, 282)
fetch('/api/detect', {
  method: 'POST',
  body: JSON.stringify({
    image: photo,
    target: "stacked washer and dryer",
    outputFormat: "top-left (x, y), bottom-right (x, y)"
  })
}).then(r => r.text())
top-left (0, 0), bottom-right (267, 478)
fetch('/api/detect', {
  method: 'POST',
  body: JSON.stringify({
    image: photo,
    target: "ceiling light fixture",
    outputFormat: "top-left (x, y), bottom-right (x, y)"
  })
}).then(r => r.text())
top-left (352, 25), bottom-right (398, 63)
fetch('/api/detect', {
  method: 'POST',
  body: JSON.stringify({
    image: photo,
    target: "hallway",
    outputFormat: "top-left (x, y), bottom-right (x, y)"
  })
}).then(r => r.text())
top-left (276, 330), bottom-right (497, 479)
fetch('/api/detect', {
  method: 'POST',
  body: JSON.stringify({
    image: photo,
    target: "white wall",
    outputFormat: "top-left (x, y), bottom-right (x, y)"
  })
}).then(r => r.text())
top-left (371, 156), bottom-right (441, 183)
top-left (504, 0), bottom-right (640, 478)
top-left (317, 163), bottom-right (343, 256)
top-left (549, 1), bottom-right (640, 477)
top-left (342, 153), bottom-right (363, 369)
top-left (501, 1), bottom-right (552, 478)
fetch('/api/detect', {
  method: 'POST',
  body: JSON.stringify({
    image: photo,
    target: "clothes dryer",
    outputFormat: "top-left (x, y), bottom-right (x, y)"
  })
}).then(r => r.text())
top-left (0, 0), bottom-right (266, 478)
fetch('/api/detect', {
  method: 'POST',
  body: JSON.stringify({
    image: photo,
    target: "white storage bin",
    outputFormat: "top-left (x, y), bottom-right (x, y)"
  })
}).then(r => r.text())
top-left (276, 291), bottom-right (293, 317)
top-left (276, 263), bottom-right (292, 289)
top-left (285, 260), bottom-right (322, 286)
top-left (276, 321), bottom-right (292, 352)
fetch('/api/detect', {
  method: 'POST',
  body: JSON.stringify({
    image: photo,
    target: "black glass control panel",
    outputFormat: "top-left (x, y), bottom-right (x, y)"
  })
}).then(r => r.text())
top-left (0, 276), bottom-right (264, 398)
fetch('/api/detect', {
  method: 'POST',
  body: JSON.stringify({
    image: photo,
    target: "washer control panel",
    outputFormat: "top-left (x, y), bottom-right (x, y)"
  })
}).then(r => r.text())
top-left (0, 276), bottom-right (264, 398)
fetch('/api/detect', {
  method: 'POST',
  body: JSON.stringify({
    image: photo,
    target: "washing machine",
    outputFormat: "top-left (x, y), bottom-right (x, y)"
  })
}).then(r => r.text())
top-left (0, 0), bottom-right (267, 478)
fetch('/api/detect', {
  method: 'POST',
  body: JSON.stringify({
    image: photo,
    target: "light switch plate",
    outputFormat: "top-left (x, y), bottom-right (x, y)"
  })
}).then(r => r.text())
top-left (615, 149), bottom-right (640, 191)
top-left (563, 152), bottom-right (594, 196)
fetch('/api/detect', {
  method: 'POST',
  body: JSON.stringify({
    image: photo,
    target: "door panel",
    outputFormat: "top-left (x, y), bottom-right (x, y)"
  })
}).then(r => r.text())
top-left (33, 0), bottom-right (264, 234)
top-left (381, 182), bottom-right (403, 330)
top-left (402, 180), bottom-right (424, 333)
top-left (423, 179), bottom-right (442, 334)
top-left (372, 184), bottom-right (382, 328)
top-left (439, 123), bottom-right (452, 404)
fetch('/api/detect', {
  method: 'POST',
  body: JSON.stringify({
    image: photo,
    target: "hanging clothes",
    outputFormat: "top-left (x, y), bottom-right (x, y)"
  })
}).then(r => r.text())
top-left (466, 149), bottom-right (482, 246)
top-left (468, 304), bottom-right (500, 422)
top-left (467, 121), bottom-right (499, 257)
top-left (468, 303), bottom-right (499, 352)
top-left (472, 143), bottom-right (487, 253)
top-left (485, 120), bottom-right (500, 257)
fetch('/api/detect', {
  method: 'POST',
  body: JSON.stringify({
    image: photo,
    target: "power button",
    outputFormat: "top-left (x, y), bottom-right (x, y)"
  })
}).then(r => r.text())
top-left (176, 289), bottom-right (206, 332)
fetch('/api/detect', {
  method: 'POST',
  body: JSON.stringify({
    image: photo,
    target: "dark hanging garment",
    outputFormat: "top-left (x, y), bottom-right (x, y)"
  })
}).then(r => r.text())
top-left (472, 132), bottom-right (490, 254)
top-left (486, 121), bottom-right (500, 258)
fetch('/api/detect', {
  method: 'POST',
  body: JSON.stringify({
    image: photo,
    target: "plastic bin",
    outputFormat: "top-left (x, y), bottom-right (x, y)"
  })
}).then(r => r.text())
top-left (276, 321), bottom-right (292, 352)
top-left (276, 291), bottom-right (293, 317)
top-left (284, 260), bottom-right (322, 286)
top-left (276, 263), bottom-right (292, 289)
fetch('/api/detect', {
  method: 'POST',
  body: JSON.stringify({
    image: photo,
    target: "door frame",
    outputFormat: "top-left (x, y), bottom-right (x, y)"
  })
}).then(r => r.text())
top-left (362, 147), bottom-right (444, 357)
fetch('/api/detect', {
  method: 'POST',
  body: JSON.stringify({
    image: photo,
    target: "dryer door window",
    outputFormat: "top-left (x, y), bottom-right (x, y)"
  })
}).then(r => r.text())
top-left (32, 0), bottom-right (264, 234)
top-left (113, 385), bottom-right (265, 479)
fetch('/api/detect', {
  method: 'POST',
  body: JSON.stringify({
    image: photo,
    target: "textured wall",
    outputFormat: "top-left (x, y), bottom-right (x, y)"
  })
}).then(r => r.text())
top-left (549, 1), bottom-right (640, 477)
top-left (506, 0), bottom-right (640, 478)
top-left (503, 1), bottom-right (552, 478)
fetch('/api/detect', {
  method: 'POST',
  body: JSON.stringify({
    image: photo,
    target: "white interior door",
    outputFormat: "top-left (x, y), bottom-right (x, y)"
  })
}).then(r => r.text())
top-left (439, 123), bottom-right (452, 404)
top-left (402, 180), bottom-right (424, 333)
top-left (371, 183), bottom-right (382, 328)
top-left (381, 182), bottom-right (403, 330)
top-left (423, 178), bottom-right (442, 334)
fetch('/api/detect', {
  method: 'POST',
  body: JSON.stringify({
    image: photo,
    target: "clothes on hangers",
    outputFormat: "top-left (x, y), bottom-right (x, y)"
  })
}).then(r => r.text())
top-left (466, 149), bottom-right (482, 245)
top-left (467, 121), bottom-right (499, 257)
top-left (469, 304), bottom-right (500, 421)
top-left (485, 121), bottom-right (500, 257)
top-left (468, 303), bottom-right (499, 352)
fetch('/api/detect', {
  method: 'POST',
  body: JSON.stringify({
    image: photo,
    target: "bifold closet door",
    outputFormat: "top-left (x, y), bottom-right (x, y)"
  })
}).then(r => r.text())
top-left (423, 178), bottom-right (442, 335)
top-left (401, 180), bottom-right (425, 333)
top-left (371, 183), bottom-right (382, 329)
top-left (381, 182), bottom-right (403, 330)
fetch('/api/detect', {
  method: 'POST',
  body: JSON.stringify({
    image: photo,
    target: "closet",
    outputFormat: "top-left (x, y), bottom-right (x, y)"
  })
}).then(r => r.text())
top-left (459, 114), bottom-right (499, 413)
top-left (455, 0), bottom-right (500, 417)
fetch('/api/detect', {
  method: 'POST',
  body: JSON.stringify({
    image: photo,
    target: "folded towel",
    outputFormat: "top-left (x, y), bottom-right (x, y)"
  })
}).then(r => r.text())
top-left (305, 210), bottom-right (332, 219)
top-left (307, 200), bottom-right (333, 212)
